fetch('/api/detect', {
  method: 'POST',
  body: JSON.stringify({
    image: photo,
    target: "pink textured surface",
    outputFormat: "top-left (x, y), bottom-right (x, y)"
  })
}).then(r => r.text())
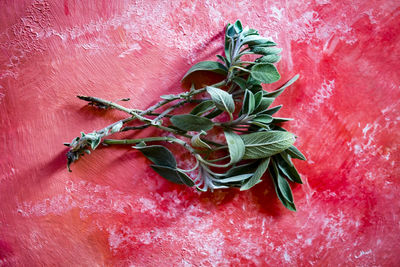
top-left (1, 0), bottom-right (399, 266)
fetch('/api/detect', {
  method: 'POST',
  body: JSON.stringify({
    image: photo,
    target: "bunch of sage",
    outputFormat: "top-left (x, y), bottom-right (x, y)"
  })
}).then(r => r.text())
top-left (65, 20), bottom-right (306, 211)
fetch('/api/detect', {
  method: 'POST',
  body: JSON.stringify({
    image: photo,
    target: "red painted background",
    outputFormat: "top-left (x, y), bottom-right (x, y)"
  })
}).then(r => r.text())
top-left (1, 0), bottom-right (399, 266)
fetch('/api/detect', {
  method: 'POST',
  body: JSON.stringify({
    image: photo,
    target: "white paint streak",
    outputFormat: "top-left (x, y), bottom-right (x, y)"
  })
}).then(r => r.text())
top-left (284, 250), bottom-right (291, 262)
top-left (17, 180), bottom-right (135, 217)
top-left (118, 43), bottom-right (141, 58)
top-left (309, 79), bottom-right (335, 112)
top-left (270, 6), bottom-right (284, 21)
top-left (354, 249), bottom-right (372, 259)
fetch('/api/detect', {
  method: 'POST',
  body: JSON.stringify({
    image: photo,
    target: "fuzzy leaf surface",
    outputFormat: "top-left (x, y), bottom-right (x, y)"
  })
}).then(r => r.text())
top-left (251, 63), bottom-right (281, 84)
top-left (206, 86), bottom-right (235, 113)
top-left (182, 61), bottom-right (228, 81)
top-left (170, 114), bottom-right (213, 132)
top-left (241, 158), bottom-right (270, 190)
top-left (241, 131), bottom-right (296, 159)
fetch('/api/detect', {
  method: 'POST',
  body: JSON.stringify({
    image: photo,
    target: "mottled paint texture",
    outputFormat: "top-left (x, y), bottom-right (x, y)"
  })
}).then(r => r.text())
top-left (1, 0), bottom-right (400, 266)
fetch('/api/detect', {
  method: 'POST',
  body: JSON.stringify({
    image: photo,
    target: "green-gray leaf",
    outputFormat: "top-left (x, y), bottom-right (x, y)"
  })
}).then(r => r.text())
top-left (270, 161), bottom-right (296, 211)
top-left (287, 145), bottom-right (307, 161)
top-left (110, 121), bottom-right (123, 134)
top-left (253, 91), bottom-right (263, 110)
top-left (264, 74), bottom-right (299, 98)
top-left (272, 117), bottom-right (293, 123)
top-left (151, 165), bottom-right (194, 186)
top-left (182, 61), bottom-right (228, 82)
top-left (242, 36), bottom-right (276, 46)
top-left (253, 114), bottom-right (273, 124)
top-left (233, 20), bottom-right (243, 33)
top-left (241, 131), bottom-right (296, 159)
top-left (280, 151), bottom-right (294, 167)
top-left (170, 114), bottom-right (213, 132)
top-left (226, 24), bottom-right (236, 37)
top-left (251, 63), bottom-right (281, 84)
top-left (206, 86), bottom-right (235, 113)
top-left (256, 54), bottom-right (281, 64)
top-left (251, 47), bottom-right (282, 56)
top-left (204, 108), bottom-right (223, 119)
top-left (241, 89), bottom-right (255, 115)
top-left (254, 97), bottom-right (274, 113)
top-left (224, 25), bottom-right (232, 62)
top-left (262, 105), bottom-right (282, 115)
top-left (135, 145), bottom-right (177, 168)
top-left (275, 155), bottom-right (303, 184)
top-left (224, 130), bottom-right (245, 164)
top-left (241, 157), bottom-right (270, 190)
top-left (190, 100), bottom-right (215, 116)
top-left (222, 161), bottom-right (259, 177)
top-left (216, 55), bottom-right (229, 66)
top-left (232, 77), bottom-right (247, 90)
top-left (216, 173), bottom-right (253, 183)
top-left (90, 137), bottom-right (101, 150)
top-left (191, 131), bottom-right (211, 149)
top-left (277, 171), bottom-right (294, 203)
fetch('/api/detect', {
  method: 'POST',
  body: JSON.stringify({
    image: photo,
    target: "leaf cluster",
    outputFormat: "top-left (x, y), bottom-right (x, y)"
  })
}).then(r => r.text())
top-left (65, 20), bottom-right (306, 211)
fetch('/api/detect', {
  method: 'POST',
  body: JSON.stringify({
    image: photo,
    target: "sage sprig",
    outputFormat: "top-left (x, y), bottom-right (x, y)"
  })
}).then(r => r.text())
top-left (65, 20), bottom-right (306, 211)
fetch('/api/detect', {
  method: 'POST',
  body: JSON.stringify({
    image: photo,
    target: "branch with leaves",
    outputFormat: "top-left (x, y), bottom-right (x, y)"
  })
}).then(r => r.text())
top-left (65, 20), bottom-right (306, 211)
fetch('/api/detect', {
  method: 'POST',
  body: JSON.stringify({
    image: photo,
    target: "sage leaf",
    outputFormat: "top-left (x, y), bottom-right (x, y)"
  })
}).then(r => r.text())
top-left (241, 131), bottom-right (296, 159)
top-left (256, 54), bottom-right (281, 63)
top-left (241, 157), bottom-right (270, 190)
top-left (272, 117), bottom-right (293, 123)
top-left (270, 161), bottom-right (296, 211)
top-left (216, 173), bottom-right (253, 183)
top-left (177, 170), bottom-right (195, 186)
top-left (191, 131), bottom-right (211, 149)
top-left (204, 108), bottom-right (223, 119)
top-left (226, 24), bottom-right (236, 37)
top-left (233, 20), bottom-right (243, 34)
top-left (275, 155), bottom-right (302, 184)
top-left (280, 151), bottom-right (294, 167)
top-left (182, 61), bottom-right (228, 82)
top-left (110, 121), bottom-right (123, 134)
top-left (90, 136), bottom-right (101, 150)
top-left (253, 97), bottom-right (274, 113)
top-left (224, 25), bottom-right (231, 62)
top-left (206, 86), bottom-right (235, 114)
top-left (251, 47), bottom-right (282, 56)
top-left (170, 114), bottom-right (213, 132)
top-left (241, 89), bottom-right (255, 115)
top-left (246, 75), bottom-right (261, 86)
top-left (250, 121), bottom-right (271, 131)
top-left (253, 114), bottom-right (273, 124)
top-left (249, 84), bottom-right (263, 94)
top-left (232, 77), bottom-right (247, 90)
top-left (277, 171), bottom-right (294, 203)
top-left (242, 36), bottom-right (276, 46)
top-left (222, 161), bottom-right (258, 177)
top-left (251, 63), bottom-right (281, 84)
top-left (150, 165), bottom-right (194, 186)
top-left (216, 55), bottom-right (229, 66)
top-left (287, 145), bottom-right (307, 161)
top-left (135, 145), bottom-right (177, 168)
top-left (262, 105), bottom-right (282, 115)
top-left (253, 91), bottom-right (263, 110)
top-left (190, 100), bottom-right (215, 116)
top-left (264, 74), bottom-right (299, 98)
top-left (224, 130), bottom-right (245, 164)
top-left (250, 121), bottom-right (270, 129)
